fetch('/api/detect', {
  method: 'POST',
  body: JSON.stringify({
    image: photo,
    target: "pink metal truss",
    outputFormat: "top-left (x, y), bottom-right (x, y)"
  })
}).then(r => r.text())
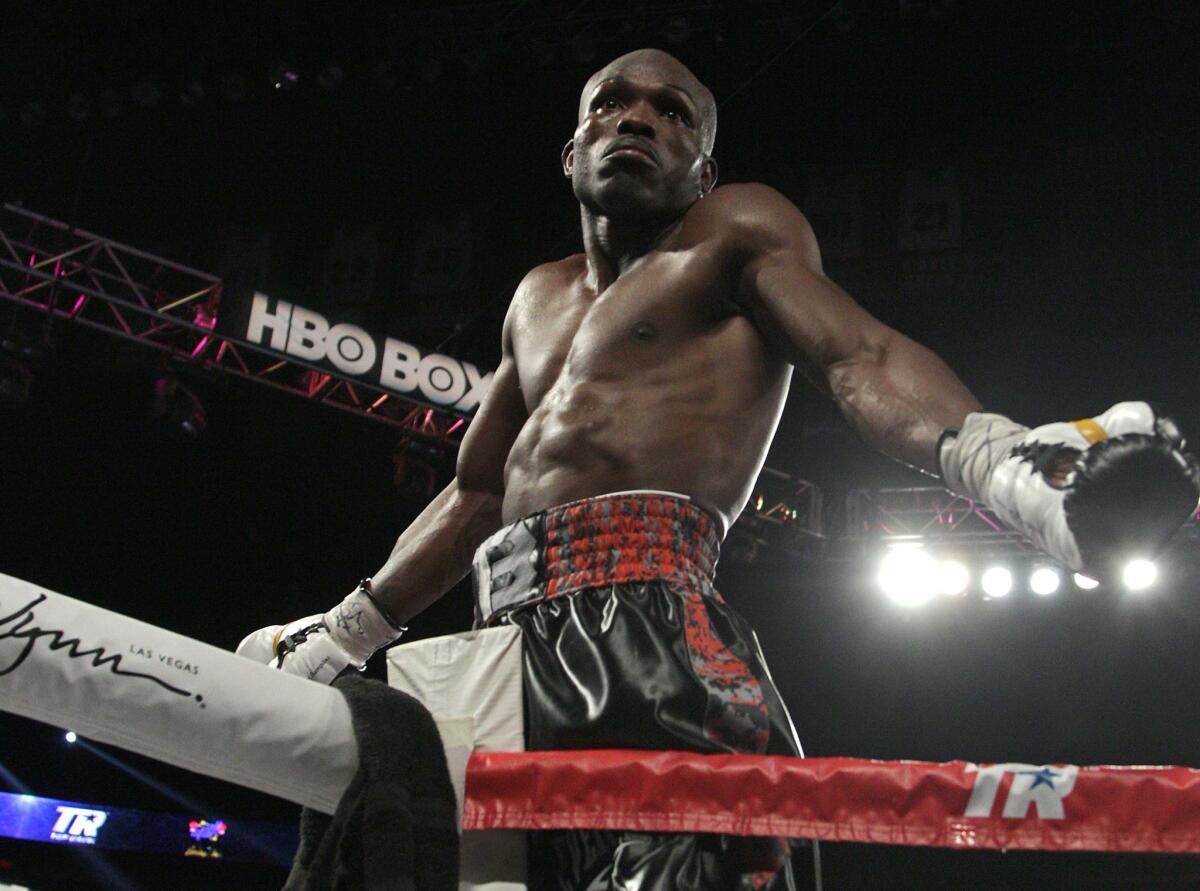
top-left (0, 204), bottom-right (469, 446)
top-left (735, 466), bottom-right (825, 556)
top-left (5, 204), bottom-right (1187, 557)
top-left (0, 204), bottom-right (823, 542)
top-left (844, 485), bottom-right (1029, 558)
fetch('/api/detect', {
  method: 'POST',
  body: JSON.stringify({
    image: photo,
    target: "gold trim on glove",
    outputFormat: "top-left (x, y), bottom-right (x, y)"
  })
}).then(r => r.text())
top-left (1072, 418), bottom-right (1109, 444)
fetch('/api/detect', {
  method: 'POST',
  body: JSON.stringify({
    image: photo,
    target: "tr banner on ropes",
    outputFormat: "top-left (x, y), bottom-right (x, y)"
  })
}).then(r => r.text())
top-left (464, 749), bottom-right (1200, 854)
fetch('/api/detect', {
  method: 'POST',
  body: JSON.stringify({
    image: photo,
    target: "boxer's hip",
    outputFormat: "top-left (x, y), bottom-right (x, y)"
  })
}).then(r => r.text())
top-left (470, 492), bottom-right (800, 758)
top-left (471, 493), bottom-right (800, 888)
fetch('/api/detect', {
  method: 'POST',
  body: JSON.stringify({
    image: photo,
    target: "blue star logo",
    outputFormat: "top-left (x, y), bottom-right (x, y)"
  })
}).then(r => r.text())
top-left (1015, 767), bottom-right (1059, 790)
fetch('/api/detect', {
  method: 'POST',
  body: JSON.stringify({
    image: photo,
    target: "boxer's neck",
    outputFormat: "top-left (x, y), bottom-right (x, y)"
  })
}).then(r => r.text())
top-left (579, 206), bottom-right (682, 293)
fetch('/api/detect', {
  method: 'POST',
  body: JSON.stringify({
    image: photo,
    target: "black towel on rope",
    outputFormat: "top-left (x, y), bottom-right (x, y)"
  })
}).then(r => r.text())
top-left (283, 674), bottom-right (459, 891)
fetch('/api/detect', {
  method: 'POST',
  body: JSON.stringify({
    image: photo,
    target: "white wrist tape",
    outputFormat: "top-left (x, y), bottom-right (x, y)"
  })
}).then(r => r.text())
top-left (939, 411), bottom-right (1083, 566)
top-left (938, 413), bottom-right (1031, 501)
top-left (322, 582), bottom-right (405, 667)
top-left (938, 402), bottom-right (1197, 573)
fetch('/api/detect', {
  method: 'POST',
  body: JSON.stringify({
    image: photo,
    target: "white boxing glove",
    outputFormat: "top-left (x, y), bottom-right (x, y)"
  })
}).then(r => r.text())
top-left (235, 580), bottom-right (405, 684)
top-left (939, 401), bottom-right (1200, 576)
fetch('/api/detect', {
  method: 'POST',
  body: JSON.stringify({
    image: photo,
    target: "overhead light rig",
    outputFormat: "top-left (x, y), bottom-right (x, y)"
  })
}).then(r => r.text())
top-left (2, 204), bottom-right (1194, 563)
top-left (843, 486), bottom-right (1026, 556)
top-left (0, 204), bottom-right (467, 447)
top-left (727, 467), bottom-right (826, 563)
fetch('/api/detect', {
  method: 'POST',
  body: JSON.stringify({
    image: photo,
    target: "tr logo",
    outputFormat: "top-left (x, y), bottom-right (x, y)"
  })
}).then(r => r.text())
top-left (964, 763), bottom-right (1079, 819)
top-left (51, 806), bottom-right (108, 839)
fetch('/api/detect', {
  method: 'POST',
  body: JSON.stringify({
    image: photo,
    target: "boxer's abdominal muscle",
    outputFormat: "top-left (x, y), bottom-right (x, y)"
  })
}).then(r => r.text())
top-left (498, 251), bottom-right (792, 536)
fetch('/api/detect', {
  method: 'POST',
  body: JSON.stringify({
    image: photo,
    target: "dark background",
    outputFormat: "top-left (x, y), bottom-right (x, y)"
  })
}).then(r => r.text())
top-left (1, 2), bottom-right (1199, 887)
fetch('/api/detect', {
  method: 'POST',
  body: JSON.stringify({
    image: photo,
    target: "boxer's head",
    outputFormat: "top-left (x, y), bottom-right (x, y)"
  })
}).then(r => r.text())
top-left (563, 49), bottom-right (718, 221)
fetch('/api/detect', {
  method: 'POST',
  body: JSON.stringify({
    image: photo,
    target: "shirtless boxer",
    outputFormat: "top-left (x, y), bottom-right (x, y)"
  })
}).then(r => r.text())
top-left (238, 50), bottom-right (1200, 889)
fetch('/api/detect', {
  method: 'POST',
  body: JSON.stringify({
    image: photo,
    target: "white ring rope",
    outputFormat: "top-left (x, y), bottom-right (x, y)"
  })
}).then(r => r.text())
top-left (0, 573), bottom-right (357, 815)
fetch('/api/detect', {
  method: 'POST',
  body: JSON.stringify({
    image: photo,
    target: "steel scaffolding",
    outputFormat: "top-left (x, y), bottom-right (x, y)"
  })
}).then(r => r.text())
top-left (843, 486), bottom-right (1026, 556)
top-left (0, 204), bottom-right (469, 445)
top-left (3, 204), bottom-right (1193, 558)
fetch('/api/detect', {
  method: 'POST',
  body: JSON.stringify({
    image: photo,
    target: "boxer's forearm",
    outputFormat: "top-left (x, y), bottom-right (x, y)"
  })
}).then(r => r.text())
top-left (828, 332), bottom-right (981, 474)
top-left (370, 478), bottom-right (503, 624)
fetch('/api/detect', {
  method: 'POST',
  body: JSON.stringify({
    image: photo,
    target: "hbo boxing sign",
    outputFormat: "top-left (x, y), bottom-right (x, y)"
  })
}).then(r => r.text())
top-left (245, 294), bottom-right (492, 412)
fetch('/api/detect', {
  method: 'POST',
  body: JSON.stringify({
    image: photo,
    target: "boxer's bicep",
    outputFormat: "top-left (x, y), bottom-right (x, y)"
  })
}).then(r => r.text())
top-left (727, 184), bottom-right (885, 388)
top-left (738, 204), bottom-right (893, 394)
top-left (740, 195), bottom-right (980, 472)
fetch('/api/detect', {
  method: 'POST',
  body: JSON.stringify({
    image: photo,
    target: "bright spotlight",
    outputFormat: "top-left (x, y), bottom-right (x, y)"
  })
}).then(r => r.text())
top-left (877, 546), bottom-right (938, 607)
top-left (1030, 567), bottom-right (1061, 596)
top-left (64, 731), bottom-right (77, 744)
top-left (1123, 559), bottom-right (1158, 591)
top-left (981, 566), bottom-right (1013, 598)
top-left (937, 560), bottom-right (970, 596)
top-left (1073, 573), bottom-right (1100, 590)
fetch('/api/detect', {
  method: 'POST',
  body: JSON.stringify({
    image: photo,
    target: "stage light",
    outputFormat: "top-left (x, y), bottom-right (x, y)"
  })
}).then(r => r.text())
top-left (981, 566), bottom-right (1013, 598)
top-left (75, 737), bottom-right (214, 813)
top-left (1073, 573), bottom-right (1100, 590)
top-left (0, 761), bottom-right (33, 795)
top-left (1030, 567), bottom-right (1062, 596)
top-left (1122, 559), bottom-right (1158, 591)
top-left (877, 546), bottom-right (938, 607)
top-left (65, 731), bottom-right (77, 744)
top-left (937, 559), bottom-right (969, 596)
top-left (270, 63), bottom-right (300, 91)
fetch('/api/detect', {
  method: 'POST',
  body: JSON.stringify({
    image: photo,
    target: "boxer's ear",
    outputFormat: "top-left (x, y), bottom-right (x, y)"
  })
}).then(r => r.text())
top-left (561, 140), bottom-right (575, 177)
top-left (700, 156), bottom-right (718, 196)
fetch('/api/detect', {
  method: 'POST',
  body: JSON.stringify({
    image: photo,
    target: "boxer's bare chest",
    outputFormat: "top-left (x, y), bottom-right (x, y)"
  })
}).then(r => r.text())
top-left (497, 201), bottom-right (793, 527)
top-left (510, 235), bottom-right (743, 411)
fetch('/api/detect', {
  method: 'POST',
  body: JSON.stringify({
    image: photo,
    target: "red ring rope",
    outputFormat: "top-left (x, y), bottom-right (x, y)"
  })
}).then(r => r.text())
top-left (464, 750), bottom-right (1200, 854)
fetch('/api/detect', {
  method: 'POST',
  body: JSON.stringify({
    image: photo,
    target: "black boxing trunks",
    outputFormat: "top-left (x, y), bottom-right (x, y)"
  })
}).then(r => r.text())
top-left (472, 492), bottom-right (801, 891)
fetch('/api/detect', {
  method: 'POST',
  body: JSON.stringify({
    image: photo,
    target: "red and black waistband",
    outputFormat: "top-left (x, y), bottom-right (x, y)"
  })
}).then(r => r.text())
top-left (471, 492), bottom-right (721, 625)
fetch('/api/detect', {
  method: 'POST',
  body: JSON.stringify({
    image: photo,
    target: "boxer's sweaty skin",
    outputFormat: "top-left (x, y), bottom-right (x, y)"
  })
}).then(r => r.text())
top-left (372, 50), bottom-right (980, 622)
top-left (495, 207), bottom-right (788, 535)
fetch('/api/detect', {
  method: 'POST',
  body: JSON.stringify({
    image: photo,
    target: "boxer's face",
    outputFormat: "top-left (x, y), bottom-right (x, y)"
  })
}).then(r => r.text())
top-left (564, 51), bottom-right (717, 221)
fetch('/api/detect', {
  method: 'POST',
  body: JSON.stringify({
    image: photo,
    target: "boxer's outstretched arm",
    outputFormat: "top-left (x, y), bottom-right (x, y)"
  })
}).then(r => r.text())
top-left (730, 184), bottom-right (981, 473)
top-left (235, 316), bottom-right (526, 675)
top-left (369, 309), bottom-right (528, 624)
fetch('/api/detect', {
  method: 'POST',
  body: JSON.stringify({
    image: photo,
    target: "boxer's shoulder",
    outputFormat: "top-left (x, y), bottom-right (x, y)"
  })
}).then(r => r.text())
top-left (500, 256), bottom-right (589, 353)
top-left (513, 255), bottom-right (587, 303)
top-left (685, 182), bottom-right (820, 268)
top-left (506, 255), bottom-right (586, 321)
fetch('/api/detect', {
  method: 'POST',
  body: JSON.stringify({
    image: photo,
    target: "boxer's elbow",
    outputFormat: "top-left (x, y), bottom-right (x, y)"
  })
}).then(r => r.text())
top-left (825, 330), bottom-right (891, 404)
top-left (451, 478), bottom-right (504, 526)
